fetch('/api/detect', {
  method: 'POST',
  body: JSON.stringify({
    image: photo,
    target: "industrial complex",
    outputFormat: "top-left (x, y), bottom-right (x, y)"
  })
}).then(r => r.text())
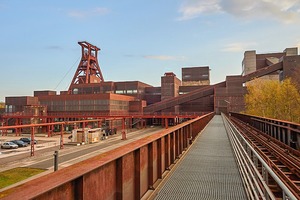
top-left (1, 42), bottom-right (300, 134)
top-left (1, 42), bottom-right (300, 200)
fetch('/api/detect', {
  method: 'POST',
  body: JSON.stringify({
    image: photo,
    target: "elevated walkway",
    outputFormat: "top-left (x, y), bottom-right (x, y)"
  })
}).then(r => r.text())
top-left (143, 62), bottom-right (283, 114)
top-left (152, 115), bottom-right (247, 199)
top-left (143, 82), bottom-right (226, 113)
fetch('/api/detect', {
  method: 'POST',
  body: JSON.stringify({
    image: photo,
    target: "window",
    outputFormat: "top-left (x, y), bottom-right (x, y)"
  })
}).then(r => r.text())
top-left (116, 90), bottom-right (124, 94)
top-left (73, 88), bottom-right (79, 94)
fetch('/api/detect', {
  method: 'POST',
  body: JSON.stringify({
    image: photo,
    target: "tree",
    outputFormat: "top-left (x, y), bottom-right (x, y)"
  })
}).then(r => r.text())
top-left (244, 78), bottom-right (300, 123)
top-left (0, 102), bottom-right (4, 113)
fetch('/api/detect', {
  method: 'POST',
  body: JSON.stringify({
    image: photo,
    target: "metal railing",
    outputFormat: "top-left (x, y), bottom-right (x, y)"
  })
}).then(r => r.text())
top-left (0, 112), bottom-right (214, 200)
top-left (1, 111), bottom-right (207, 118)
top-left (222, 113), bottom-right (297, 200)
top-left (230, 112), bottom-right (300, 150)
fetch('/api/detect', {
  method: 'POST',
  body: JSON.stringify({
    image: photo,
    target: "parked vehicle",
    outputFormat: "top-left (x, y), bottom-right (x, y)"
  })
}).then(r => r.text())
top-left (20, 138), bottom-right (37, 144)
top-left (1, 142), bottom-right (18, 149)
top-left (10, 140), bottom-right (28, 147)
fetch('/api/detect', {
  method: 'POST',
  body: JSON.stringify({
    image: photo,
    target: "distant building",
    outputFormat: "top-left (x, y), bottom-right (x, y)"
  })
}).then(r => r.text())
top-left (161, 72), bottom-right (181, 101)
top-left (4, 65), bottom-right (212, 123)
top-left (242, 47), bottom-right (299, 84)
top-left (182, 66), bottom-right (210, 86)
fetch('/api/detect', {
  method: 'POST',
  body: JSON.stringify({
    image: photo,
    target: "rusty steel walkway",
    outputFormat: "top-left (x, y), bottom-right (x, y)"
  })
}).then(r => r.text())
top-left (152, 115), bottom-right (247, 199)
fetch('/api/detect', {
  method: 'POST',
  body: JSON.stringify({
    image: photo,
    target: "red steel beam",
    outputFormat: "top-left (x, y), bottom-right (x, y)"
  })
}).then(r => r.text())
top-left (60, 124), bottom-right (64, 149)
top-left (30, 127), bottom-right (34, 156)
top-left (0, 113), bottom-right (203, 120)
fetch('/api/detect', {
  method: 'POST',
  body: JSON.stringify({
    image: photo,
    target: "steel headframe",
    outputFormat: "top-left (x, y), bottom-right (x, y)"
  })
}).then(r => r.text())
top-left (68, 41), bottom-right (104, 93)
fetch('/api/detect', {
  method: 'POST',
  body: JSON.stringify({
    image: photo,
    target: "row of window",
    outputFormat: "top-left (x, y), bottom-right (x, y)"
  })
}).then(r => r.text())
top-left (115, 90), bottom-right (138, 94)
top-left (72, 87), bottom-right (144, 95)
top-left (41, 99), bottom-right (129, 106)
top-left (40, 100), bottom-right (129, 112)
top-left (48, 105), bottom-right (129, 112)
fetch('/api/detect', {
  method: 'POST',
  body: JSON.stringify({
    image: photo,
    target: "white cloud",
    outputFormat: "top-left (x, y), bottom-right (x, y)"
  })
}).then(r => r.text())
top-left (68, 7), bottom-right (110, 19)
top-left (177, 0), bottom-right (221, 20)
top-left (143, 55), bottom-right (186, 61)
top-left (178, 0), bottom-right (300, 23)
top-left (222, 42), bottom-right (257, 52)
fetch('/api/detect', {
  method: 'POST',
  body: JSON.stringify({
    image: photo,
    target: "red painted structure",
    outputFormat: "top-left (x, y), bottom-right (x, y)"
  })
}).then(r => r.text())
top-left (1, 43), bottom-right (300, 199)
top-left (0, 112), bottom-right (214, 200)
top-left (0, 112), bottom-right (205, 155)
top-left (230, 112), bottom-right (300, 150)
top-left (3, 43), bottom-right (300, 131)
top-left (68, 41), bottom-right (104, 93)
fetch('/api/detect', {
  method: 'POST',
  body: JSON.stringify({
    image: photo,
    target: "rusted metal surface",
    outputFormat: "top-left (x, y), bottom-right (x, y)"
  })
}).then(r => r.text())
top-left (140, 146), bottom-right (149, 197)
top-left (5, 112), bottom-right (205, 118)
top-left (30, 127), bottom-right (35, 156)
top-left (0, 112), bottom-right (204, 141)
top-left (229, 115), bottom-right (300, 199)
top-left (230, 112), bottom-right (300, 150)
top-left (223, 114), bottom-right (290, 199)
top-left (0, 112), bottom-right (206, 156)
top-left (0, 112), bottom-right (214, 200)
top-left (117, 152), bottom-right (135, 200)
top-left (68, 41), bottom-right (104, 94)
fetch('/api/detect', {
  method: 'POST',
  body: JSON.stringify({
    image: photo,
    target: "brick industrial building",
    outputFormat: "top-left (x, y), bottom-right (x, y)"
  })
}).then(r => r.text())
top-left (5, 42), bottom-right (212, 116)
top-left (243, 47), bottom-right (299, 84)
top-left (3, 42), bottom-right (300, 130)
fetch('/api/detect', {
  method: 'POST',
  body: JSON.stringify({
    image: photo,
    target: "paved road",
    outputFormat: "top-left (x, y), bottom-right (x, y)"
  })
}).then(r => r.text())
top-left (28, 135), bottom-right (126, 169)
top-left (2, 127), bottom-right (163, 171)
top-left (0, 146), bottom-right (60, 165)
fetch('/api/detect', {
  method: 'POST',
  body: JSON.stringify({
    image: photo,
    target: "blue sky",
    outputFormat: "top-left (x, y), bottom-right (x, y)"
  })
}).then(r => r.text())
top-left (1, 0), bottom-right (300, 102)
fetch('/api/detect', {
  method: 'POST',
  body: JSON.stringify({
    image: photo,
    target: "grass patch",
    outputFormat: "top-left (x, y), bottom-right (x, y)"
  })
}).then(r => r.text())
top-left (0, 167), bottom-right (46, 189)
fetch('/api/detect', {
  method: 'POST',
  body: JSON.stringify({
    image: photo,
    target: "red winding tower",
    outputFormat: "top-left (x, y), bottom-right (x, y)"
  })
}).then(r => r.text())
top-left (68, 41), bottom-right (104, 93)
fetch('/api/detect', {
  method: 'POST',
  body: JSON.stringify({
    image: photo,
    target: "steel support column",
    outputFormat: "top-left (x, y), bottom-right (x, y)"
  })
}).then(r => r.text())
top-left (157, 138), bottom-right (162, 179)
top-left (60, 124), bottom-right (64, 149)
top-left (74, 177), bottom-right (83, 200)
top-left (287, 124), bottom-right (291, 147)
top-left (183, 126), bottom-right (187, 149)
top-left (15, 118), bottom-right (20, 136)
top-left (134, 149), bottom-right (141, 199)
top-left (170, 132), bottom-right (174, 164)
top-left (165, 118), bottom-right (168, 129)
top-left (82, 122), bottom-right (86, 143)
top-left (148, 142), bottom-right (154, 190)
top-left (189, 124), bottom-right (193, 144)
top-left (30, 127), bottom-right (35, 156)
top-left (175, 130), bottom-right (180, 159)
top-left (122, 118), bottom-right (126, 140)
top-left (116, 157), bottom-right (123, 200)
top-left (165, 135), bottom-right (170, 170)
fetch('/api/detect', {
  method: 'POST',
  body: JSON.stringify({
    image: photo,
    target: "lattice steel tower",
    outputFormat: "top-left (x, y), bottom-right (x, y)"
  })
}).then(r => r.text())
top-left (68, 41), bottom-right (104, 93)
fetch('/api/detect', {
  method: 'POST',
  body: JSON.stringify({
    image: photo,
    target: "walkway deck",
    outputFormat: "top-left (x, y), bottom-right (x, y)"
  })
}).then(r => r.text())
top-left (153, 115), bottom-right (247, 199)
